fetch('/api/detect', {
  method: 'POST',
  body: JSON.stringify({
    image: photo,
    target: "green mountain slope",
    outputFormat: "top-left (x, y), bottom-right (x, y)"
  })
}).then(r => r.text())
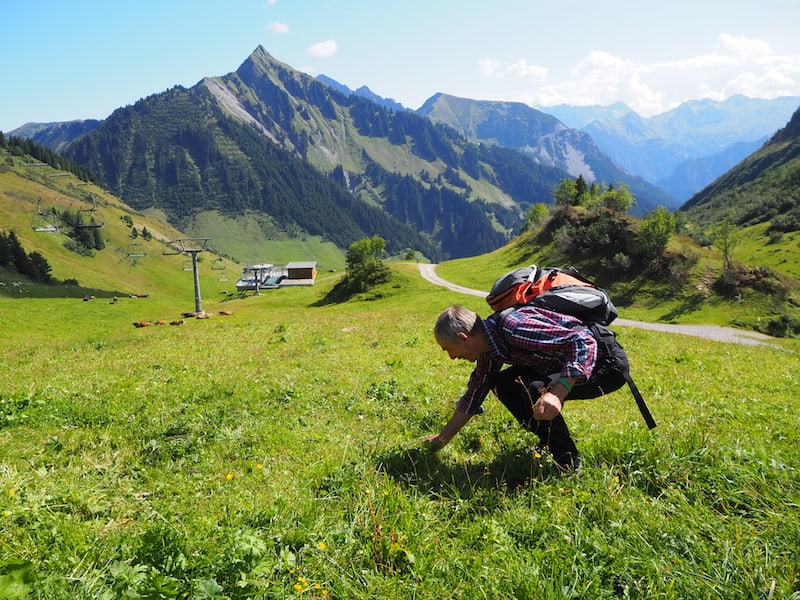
top-left (3, 137), bottom-right (799, 337)
top-left (680, 106), bottom-right (800, 232)
top-left (0, 143), bottom-right (242, 306)
top-left (59, 47), bottom-right (574, 261)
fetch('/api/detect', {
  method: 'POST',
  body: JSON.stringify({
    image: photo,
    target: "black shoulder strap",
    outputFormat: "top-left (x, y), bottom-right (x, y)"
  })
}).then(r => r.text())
top-left (624, 370), bottom-right (657, 429)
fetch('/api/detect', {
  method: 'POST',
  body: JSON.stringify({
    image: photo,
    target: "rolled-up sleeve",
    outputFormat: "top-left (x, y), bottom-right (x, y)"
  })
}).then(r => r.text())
top-left (456, 355), bottom-right (502, 415)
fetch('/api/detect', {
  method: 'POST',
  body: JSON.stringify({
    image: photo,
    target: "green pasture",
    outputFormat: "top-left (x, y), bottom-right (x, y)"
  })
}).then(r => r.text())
top-left (1, 262), bottom-right (798, 599)
top-left (184, 211), bottom-right (346, 273)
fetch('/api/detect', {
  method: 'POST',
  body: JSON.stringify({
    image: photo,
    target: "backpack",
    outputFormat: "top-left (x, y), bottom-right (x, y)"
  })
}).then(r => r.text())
top-left (487, 265), bottom-right (656, 429)
top-left (486, 265), bottom-right (618, 326)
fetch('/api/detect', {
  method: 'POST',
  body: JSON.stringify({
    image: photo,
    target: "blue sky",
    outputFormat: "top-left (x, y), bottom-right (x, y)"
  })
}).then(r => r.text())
top-left (2, 0), bottom-right (799, 132)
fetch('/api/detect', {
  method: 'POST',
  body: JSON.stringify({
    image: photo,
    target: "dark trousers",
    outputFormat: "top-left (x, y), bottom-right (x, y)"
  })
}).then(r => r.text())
top-left (492, 335), bottom-right (629, 458)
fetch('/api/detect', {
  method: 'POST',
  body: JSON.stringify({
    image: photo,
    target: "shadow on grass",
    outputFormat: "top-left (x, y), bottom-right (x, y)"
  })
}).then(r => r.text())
top-left (0, 282), bottom-right (128, 299)
top-left (375, 444), bottom-right (562, 500)
top-left (657, 292), bottom-right (707, 322)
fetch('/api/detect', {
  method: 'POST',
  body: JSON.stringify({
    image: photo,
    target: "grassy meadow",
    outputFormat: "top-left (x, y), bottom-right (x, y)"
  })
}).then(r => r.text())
top-left (1, 262), bottom-right (799, 599)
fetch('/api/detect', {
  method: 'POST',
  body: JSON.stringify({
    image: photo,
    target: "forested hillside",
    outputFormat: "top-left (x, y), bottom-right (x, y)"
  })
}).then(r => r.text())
top-left (60, 47), bottom-right (573, 260)
top-left (63, 86), bottom-right (443, 260)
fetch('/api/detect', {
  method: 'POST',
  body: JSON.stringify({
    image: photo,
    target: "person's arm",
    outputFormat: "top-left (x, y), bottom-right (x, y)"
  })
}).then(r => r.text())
top-left (532, 376), bottom-right (576, 421)
top-left (425, 410), bottom-right (473, 450)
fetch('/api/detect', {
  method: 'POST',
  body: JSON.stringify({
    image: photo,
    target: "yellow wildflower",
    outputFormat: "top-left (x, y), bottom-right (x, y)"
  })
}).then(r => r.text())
top-left (3, 510), bottom-right (11, 517)
top-left (226, 473), bottom-right (234, 481)
top-left (8, 489), bottom-right (15, 496)
top-left (318, 541), bottom-right (327, 550)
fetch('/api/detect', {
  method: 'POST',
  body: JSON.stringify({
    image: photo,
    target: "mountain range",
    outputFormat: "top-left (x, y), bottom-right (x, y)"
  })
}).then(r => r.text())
top-left (415, 93), bottom-right (675, 211)
top-left (311, 87), bottom-right (798, 205)
top-left (9, 47), bottom-right (582, 260)
top-left (544, 96), bottom-right (799, 201)
top-left (8, 46), bottom-right (800, 262)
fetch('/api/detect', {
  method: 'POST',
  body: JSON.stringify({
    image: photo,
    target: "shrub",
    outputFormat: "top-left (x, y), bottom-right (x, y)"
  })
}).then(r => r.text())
top-left (764, 313), bottom-right (800, 338)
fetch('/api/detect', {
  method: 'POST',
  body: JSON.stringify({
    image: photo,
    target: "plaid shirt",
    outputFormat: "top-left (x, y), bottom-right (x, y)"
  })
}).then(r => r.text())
top-left (456, 306), bottom-right (598, 415)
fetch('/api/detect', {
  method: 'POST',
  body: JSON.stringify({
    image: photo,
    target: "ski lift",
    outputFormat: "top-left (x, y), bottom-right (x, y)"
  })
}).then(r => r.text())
top-left (77, 194), bottom-right (104, 229)
top-left (31, 199), bottom-right (59, 232)
top-left (127, 241), bottom-right (146, 258)
top-left (211, 258), bottom-right (229, 281)
top-left (182, 258), bottom-right (194, 271)
top-left (163, 238), bottom-right (211, 315)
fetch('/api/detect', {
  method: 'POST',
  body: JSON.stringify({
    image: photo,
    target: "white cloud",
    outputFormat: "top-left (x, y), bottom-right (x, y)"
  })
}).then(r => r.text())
top-left (478, 59), bottom-right (502, 77)
top-left (306, 39), bottom-right (339, 58)
top-left (267, 21), bottom-right (289, 33)
top-left (714, 33), bottom-right (772, 59)
top-left (477, 57), bottom-right (547, 82)
top-left (500, 34), bottom-right (800, 117)
top-left (506, 59), bottom-right (547, 81)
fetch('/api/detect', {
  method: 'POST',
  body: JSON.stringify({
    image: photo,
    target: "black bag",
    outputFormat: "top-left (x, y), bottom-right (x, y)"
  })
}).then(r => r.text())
top-left (588, 323), bottom-right (656, 429)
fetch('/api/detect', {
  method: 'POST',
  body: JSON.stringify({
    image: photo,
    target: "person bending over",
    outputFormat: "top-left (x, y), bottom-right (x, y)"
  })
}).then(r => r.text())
top-left (426, 304), bottom-right (628, 472)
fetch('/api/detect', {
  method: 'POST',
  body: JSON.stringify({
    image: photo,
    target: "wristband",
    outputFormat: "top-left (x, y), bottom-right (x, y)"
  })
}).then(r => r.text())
top-left (557, 377), bottom-right (573, 393)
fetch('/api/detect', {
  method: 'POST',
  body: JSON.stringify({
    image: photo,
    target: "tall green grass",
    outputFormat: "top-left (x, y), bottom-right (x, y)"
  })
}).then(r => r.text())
top-left (1, 263), bottom-right (799, 599)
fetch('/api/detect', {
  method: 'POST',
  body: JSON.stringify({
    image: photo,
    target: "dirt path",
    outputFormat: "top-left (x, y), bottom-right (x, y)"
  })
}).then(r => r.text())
top-left (418, 263), bottom-right (776, 347)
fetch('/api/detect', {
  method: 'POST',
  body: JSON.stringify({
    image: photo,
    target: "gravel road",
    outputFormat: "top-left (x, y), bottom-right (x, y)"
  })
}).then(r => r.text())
top-left (418, 263), bottom-right (776, 347)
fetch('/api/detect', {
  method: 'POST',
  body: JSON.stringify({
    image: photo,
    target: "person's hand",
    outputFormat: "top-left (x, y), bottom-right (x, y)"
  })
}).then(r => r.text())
top-left (532, 392), bottom-right (562, 421)
top-left (424, 434), bottom-right (445, 451)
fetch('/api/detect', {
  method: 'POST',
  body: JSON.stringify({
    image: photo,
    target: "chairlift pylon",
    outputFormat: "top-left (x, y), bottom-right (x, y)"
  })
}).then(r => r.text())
top-left (164, 238), bottom-right (211, 314)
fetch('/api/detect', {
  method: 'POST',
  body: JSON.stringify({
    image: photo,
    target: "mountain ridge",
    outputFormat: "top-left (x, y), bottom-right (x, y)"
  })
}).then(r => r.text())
top-left (14, 46), bottom-right (793, 244)
top-left (53, 46), bottom-right (579, 260)
top-left (416, 92), bottom-right (676, 213)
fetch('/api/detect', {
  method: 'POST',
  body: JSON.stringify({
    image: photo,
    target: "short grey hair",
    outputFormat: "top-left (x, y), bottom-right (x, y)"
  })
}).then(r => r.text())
top-left (434, 305), bottom-right (479, 341)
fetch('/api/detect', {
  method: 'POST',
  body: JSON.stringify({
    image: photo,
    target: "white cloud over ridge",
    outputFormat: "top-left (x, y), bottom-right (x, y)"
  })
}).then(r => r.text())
top-left (267, 21), bottom-right (289, 33)
top-left (480, 34), bottom-right (800, 117)
top-left (306, 39), bottom-right (339, 58)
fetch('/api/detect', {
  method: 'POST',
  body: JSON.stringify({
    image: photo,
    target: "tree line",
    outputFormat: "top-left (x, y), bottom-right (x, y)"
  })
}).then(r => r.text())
top-left (0, 132), bottom-right (95, 182)
top-left (0, 230), bottom-right (53, 283)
